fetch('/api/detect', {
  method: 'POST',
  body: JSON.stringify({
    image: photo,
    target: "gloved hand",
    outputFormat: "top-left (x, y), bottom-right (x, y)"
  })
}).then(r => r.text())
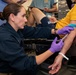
top-left (57, 26), bottom-right (74, 35)
top-left (49, 37), bottom-right (64, 53)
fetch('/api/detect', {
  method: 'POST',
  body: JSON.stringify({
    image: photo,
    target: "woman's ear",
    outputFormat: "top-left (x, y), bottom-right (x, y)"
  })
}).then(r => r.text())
top-left (9, 13), bottom-right (15, 21)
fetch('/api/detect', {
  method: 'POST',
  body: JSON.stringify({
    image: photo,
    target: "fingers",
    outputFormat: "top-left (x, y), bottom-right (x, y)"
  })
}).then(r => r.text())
top-left (48, 62), bottom-right (57, 73)
top-left (69, 27), bottom-right (74, 30)
top-left (49, 69), bottom-right (57, 74)
top-left (64, 26), bottom-right (74, 33)
top-left (48, 65), bottom-right (52, 69)
top-left (57, 39), bottom-right (64, 49)
top-left (48, 63), bottom-right (61, 74)
top-left (48, 64), bottom-right (56, 74)
top-left (51, 62), bottom-right (58, 70)
top-left (63, 27), bottom-right (74, 34)
top-left (67, 26), bottom-right (74, 31)
top-left (53, 37), bottom-right (57, 43)
top-left (67, 28), bottom-right (74, 33)
top-left (59, 39), bottom-right (64, 45)
top-left (48, 64), bottom-right (58, 74)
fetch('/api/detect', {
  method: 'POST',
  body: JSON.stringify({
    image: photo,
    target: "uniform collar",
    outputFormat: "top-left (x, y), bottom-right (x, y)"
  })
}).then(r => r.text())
top-left (5, 22), bottom-right (24, 39)
top-left (5, 22), bottom-right (17, 33)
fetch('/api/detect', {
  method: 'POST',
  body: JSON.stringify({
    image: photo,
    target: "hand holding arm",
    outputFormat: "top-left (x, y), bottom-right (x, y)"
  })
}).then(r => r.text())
top-left (36, 37), bottom-right (64, 65)
top-left (56, 26), bottom-right (74, 35)
top-left (48, 55), bottom-right (63, 74)
top-left (49, 37), bottom-right (64, 53)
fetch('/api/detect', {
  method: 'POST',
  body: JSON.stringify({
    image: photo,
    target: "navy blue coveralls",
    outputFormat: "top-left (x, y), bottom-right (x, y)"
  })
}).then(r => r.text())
top-left (0, 22), bottom-right (56, 75)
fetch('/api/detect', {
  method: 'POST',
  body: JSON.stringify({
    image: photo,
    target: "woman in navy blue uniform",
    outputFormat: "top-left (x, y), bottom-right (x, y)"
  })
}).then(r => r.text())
top-left (0, 3), bottom-right (74, 75)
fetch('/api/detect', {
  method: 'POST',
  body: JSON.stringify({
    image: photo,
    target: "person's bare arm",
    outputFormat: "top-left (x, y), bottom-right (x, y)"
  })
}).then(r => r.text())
top-left (55, 20), bottom-right (76, 59)
top-left (36, 37), bottom-right (64, 65)
top-left (28, 8), bottom-right (46, 24)
top-left (48, 20), bottom-right (76, 74)
top-left (70, 20), bottom-right (76, 24)
top-left (48, 29), bottom-right (76, 74)
top-left (60, 20), bottom-right (76, 55)
top-left (36, 50), bottom-right (53, 65)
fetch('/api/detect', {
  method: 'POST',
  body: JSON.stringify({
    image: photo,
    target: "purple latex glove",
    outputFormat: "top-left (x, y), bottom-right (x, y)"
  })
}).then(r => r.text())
top-left (49, 37), bottom-right (64, 53)
top-left (57, 26), bottom-right (74, 35)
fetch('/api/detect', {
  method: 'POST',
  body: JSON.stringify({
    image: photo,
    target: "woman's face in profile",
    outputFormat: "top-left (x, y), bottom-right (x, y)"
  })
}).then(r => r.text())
top-left (11, 7), bottom-right (27, 30)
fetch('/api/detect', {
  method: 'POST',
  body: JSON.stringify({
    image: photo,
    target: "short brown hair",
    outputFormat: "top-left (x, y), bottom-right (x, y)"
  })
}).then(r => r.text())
top-left (2, 3), bottom-right (23, 21)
